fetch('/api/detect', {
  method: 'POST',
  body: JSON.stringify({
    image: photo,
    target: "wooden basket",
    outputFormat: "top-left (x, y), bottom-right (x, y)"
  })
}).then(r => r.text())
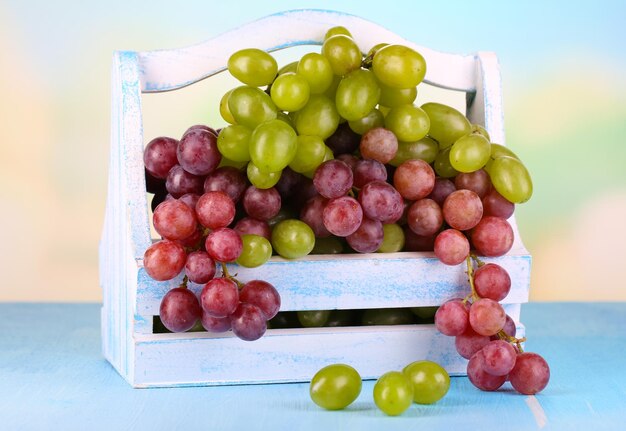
top-left (99, 9), bottom-right (530, 388)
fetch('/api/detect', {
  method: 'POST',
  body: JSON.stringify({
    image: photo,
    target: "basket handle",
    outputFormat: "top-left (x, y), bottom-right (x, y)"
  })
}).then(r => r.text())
top-left (137, 9), bottom-right (479, 93)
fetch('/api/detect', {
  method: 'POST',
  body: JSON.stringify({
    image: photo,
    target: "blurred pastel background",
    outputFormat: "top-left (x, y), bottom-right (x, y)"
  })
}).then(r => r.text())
top-left (1, 0), bottom-right (625, 302)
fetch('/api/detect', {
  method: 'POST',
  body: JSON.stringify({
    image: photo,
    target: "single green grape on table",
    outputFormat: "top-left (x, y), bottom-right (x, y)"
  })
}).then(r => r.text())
top-left (310, 364), bottom-right (362, 410)
top-left (373, 371), bottom-right (414, 416)
top-left (402, 360), bottom-right (450, 404)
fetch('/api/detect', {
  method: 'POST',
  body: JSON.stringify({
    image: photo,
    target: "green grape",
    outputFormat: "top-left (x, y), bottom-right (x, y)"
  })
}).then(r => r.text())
top-left (324, 26), bottom-right (353, 40)
top-left (271, 219), bottom-right (315, 259)
top-left (362, 308), bottom-right (415, 325)
top-left (373, 371), bottom-right (414, 416)
top-left (277, 60), bottom-right (298, 76)
top-left (384, 104), bottom-right (430, 142)
top-left (449, 133), bottom-right (491, 173)
top-left (410, 306), bottom-right (438, 320)
top-left (227, 48), bottom-right (278, 87)
top-left (490, 143), bottom-right (519, 160)
top-left (378, 82), bottom-right (417, 107)
top-left (219, 89), bottom-right (236, 124)
top-left (366, 43), bottom-right (389, 61)
top-left (421, 102), bottom-right (471, 149)
top-left (236, 234), bottom-right (272, 268)
top-left (348, 108), bottom-right (385, 135)
top-left (297, 53), bottom-right (334, 94)
top-left (249, 119), bottom-right (297, 173)
top-left (276, 111), bottom-right (294, 128)
top-left (270, 72), bottom-right (310, 112)
top-left (311, 236), bottom-right (344, 254)
top-left (216, 124), bottom-right (251, 162)
top-left (335, 69), bottom-right (381, 121)
top-left (298, 310), bottom-right (331, 327)
top-left (246, 161), bottom-right (281, 189)
top-left (389, 136), bottom-right (439, 166)
top-left (402, 360), bottom-right (450, 404)
top-left (310, 364), bottom-right (362, 410)
top-left (377, 224), bottom-right (405, 253)
top-left (321, 35), bottom-right (362, 76)
top-left (289, 135), bottom-right (326, 173)
top-left (372, 44), bottom-right (426, 89)
top-left (295, 94), bottom-right (340, 139)
top-left (303, 145), bottom-right (334, 178)
top-left (434, 147), bottom-right (459, 178)
top-left (489, 156), bottom-right (533, 203)
top-left (472, 124), bottom-right (490, 141)
top-left (218, 157), bottom-right (247, 170)
top-left (228, 86), bottom-right (277, 128)
top-left (324, 75), bottom-right (342, 100)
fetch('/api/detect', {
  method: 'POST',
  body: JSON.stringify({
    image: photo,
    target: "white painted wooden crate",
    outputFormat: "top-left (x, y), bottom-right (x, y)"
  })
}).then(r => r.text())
top-left (99, 9), bottom-right (530, 388)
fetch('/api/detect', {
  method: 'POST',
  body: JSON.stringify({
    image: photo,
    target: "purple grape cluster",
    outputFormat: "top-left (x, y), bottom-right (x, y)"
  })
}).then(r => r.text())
top-left (143, 125), bottom-right (280, 341)
top-left (435, 259), bottom-right (550, 395)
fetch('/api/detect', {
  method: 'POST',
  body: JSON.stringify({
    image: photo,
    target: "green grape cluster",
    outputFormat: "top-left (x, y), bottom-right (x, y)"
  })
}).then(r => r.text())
top-left (310, 360), bottom-right (450, 416)
top-left (220, 28), bottom-right (428, 188)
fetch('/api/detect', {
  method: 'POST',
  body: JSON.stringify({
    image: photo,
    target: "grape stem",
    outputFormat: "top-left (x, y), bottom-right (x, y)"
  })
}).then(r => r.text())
top-left (179, 275), bottom-right (189, 289)
top-left (466, 256), bottom-right (526, 352)
top-left (465, 256), bottom-right (480, 302)
top-left (220, 262), bottom-right (244, 289)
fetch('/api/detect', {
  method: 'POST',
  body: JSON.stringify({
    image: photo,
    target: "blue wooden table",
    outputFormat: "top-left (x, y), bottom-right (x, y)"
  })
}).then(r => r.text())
top-left (1, 303), bottom-right (624, 430)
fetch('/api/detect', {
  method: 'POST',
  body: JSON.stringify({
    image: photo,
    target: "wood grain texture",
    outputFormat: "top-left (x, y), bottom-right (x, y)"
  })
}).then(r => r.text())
top-left (2, 303), bottom-right (625, 430)
top-left (100, 9), bottom-right (531, 387)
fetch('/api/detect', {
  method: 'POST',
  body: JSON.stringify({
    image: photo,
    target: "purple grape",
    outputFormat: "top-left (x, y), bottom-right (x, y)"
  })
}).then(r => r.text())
top-left (203, 166), bottom-right (247, 202)
top-left (144, 136), bottom-right (179, 179)
top-left (201, 311), bottom-right (231, 333)
top-left (242, 186), bottom-right (281, 221)
top-left (434, 229), bottom-right (469, 265)
top-left (353, 158), bottom-right (387, 188)
top-left (159, 287), bottom-right (201, 333)
top-left (393, 159), bottom-right (435, 200)
top-left (454, 169), bottom-right (490, 198)
top-left (360, 127), bottom-right (398, 164)
top-left (274, 167), bottom-right (303, 200)
top-left (230, 303), bottom-right (268, 341)
top-left (469, 298), bottom-right (506, 336)
top-left (407, 198), bottom-right (443, 237)
top-left (428, 177), bottom-right (456, 207)
top-left (481, 340), bottom-right (517, 376)
top-left (467, 350), bottom-right (507, 391)
top-left (177, 129), bottom-right (221, 176)
top-left (143, 240), bottom-right (186, 281)
top-left (200, 277), bottom-right (239, 318)
top-left (358, 180), bottom-right (404, 224)
top-left (196, 191), bottom-right (236, 229)
top-left (434, 298), bottom-right (469, 336)
top-left (239, 280), bottom-right (281, 320)
top-left (165, 165), bottom-right (204, 198)
top-left (455, 327), bottom-right (491, 359)
top-left (325, 122), bottom-right (360, 155)
top-left (184, 124), bottom-right (218, 137)
top-left (443, 189), bottom-right (483, 231)
top-left (176, 193), bottom-right (200, 211)
top-left (153, 199), bottom-right (197, 241)
top-left (501, 314), bottom-right (517, 338)
top-left (474, 263), bottom-right (512, 301)
top-left (471, 216), bottom-right (514, 257)
top-left (336, 153), bottom-right (359, 172)
top-left (323, 196), bottom-right (363, 237)
top-left (233, 217), bottom-right (271, 240)
top-left (508, 352), bottom-right (550, 395)
top-left (346, 217), bottom-right (384, 253)
top-left (300, 195), bottom-right (331, 238)
top-left (313, 160), bottom-right (354, 199)
top-left (205, 228), bottom-right (243, 263)
top-left (482, 187), bottom-right (515, 219)
top-left (184, 250), bottom-right (216, 284)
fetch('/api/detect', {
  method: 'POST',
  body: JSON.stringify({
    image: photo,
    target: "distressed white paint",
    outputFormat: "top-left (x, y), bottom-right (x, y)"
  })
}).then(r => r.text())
top-left (99, 9), bottom-right (531, 388)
